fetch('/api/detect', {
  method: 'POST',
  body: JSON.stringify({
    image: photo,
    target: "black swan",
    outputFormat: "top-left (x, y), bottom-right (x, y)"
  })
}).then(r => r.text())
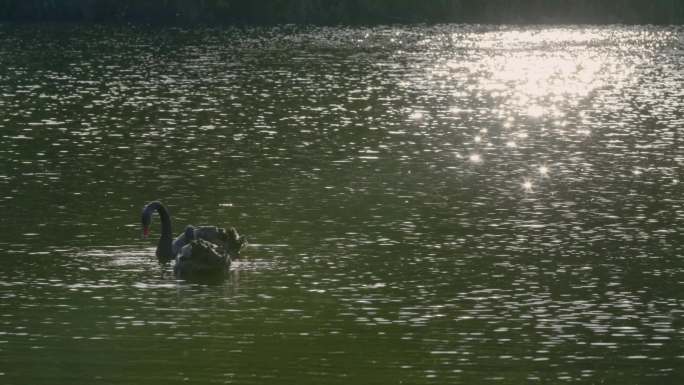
top-left (141, 201), bottom-right (246, 277)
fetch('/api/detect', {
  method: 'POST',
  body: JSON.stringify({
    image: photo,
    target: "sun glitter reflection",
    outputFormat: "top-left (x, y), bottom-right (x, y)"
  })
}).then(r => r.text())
top-left (522, 179), bottom-right (533, 192)
top-left (538, 165), bottom-right (549, 177)
top-left (433, 28), bottom-right (639, 195)
top-left (469, 153), bottom-right (482, 163)
top-left (445, 28), bottom-right (633, 121)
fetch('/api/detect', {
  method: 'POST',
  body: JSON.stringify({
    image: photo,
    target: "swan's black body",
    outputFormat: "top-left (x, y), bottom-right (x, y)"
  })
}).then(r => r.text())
top-left (174, 239), bottom-right (229, 280)
top-left (141, 201), bottom-right (246, 278)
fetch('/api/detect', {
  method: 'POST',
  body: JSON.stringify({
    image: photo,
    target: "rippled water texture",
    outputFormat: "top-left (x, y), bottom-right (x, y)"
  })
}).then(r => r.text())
top-left (1, 24), bottom-right (683, 384)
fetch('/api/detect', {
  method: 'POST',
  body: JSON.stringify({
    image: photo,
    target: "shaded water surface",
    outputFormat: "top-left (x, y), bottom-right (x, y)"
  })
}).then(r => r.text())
top-left (0, 24), bottom-right (683, 384)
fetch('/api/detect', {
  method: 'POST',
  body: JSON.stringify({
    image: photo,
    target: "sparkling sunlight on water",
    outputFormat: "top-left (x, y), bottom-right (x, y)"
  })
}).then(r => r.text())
top-left (0, 24), bottom-right (682, 385)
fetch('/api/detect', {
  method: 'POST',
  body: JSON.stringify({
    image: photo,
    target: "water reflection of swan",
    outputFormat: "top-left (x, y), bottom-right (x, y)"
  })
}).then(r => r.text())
top-left (141, 201), bottom-right (246, 279)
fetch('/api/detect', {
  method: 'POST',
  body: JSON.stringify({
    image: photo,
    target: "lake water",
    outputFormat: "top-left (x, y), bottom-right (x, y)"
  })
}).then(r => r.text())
top-left (0, 23), bottom-right (683, 384)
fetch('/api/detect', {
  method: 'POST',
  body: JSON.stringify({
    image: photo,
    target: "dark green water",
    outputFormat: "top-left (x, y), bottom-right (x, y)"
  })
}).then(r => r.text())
top-left (0, 24), bottom-right (683, 384)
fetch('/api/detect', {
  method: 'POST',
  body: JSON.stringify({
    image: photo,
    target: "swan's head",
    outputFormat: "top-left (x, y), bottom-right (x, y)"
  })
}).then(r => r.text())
top-left (219, 227), bottom-right (247, 259)
top-left (141, 209), bottom-right (152, 237)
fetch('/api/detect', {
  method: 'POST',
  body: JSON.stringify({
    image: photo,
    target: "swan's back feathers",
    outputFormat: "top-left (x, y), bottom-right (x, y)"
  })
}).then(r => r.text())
top-left (176, 225), bottom-right (246, 259)
top-left (175, 239), bottom-right (229, 278)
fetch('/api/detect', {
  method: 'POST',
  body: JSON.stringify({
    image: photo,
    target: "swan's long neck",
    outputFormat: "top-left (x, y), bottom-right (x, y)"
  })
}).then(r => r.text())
top-left (143, 201), bottom-right (174, 262)
top-left (155, 203), bottom-right (173, 240)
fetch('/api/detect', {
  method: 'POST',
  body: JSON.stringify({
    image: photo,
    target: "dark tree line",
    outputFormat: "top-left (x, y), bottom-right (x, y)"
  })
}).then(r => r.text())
top-left (1, 0), bottom-right (683, 24)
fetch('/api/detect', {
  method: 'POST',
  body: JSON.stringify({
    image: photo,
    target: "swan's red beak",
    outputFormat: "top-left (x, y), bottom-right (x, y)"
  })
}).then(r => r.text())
top-left (143, 227), bottom-right (150, 238)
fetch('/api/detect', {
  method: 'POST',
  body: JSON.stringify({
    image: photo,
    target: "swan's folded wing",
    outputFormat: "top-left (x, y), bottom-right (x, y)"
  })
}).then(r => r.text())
top-left (193, 226), bottom-right (221, 242)
top-left (178, 243), bottom-right (194, 260)
top-left (172, 225), bottom-right (197, 255)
